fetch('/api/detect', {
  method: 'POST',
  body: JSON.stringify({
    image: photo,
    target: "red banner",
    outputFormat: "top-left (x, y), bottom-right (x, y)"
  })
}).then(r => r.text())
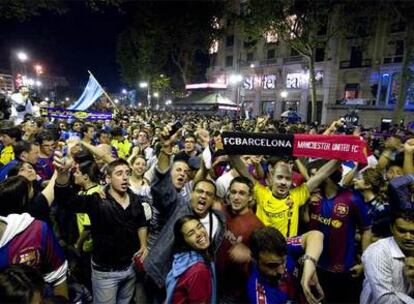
top-left (293, 134), bottom-right (368, 164)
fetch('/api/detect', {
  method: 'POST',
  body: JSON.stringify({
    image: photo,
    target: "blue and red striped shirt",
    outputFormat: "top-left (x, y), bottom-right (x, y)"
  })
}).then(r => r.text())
top-left (308, 188), bottom-right (371, 273)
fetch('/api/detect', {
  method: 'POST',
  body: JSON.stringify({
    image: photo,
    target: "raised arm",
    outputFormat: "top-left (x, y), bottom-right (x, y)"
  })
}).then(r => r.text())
top-left (81, 141), bottom-right (116, 164)
top-left (403, 138), bottom-right (414, 175)
top-left (41, 170), bottom-right (58, 206)
top-left (295, 158), bottom-right (310, 181)
top-left (376, 136), bottom-right (401, 172)
top-left (306, 160), bottom-right (340, 193)
top-left (229, 155), bottom-right (257, 185)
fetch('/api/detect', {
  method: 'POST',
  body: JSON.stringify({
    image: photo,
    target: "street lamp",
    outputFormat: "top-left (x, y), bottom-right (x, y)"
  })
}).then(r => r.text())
top-left (17, 52), bottom-right (28, 62)
top-left (280, 90), bottom-right (288, 99)
top-left (229, 74), bottom-right (243, 84)
top-left (153, 92), bottom-right (160, 109)
top-left (229, 73), bottom-right (243, 118)
top-left (16, 51), bottom-right (29, 76)
top-left (139, 82), bottom-right (148, 88)
top-left (139, 81), bottom-right (151, 108)
top-left (65, 97), bottom-right (70, 102)
top-left (121, 88), bottom-right (127, 94)
top-left (34, 64), bottom-right (43, 75)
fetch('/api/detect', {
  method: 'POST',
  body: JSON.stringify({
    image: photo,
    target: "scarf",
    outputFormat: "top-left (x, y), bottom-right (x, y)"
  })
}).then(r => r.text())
top-left (165, 251), bottom-right (216, 304)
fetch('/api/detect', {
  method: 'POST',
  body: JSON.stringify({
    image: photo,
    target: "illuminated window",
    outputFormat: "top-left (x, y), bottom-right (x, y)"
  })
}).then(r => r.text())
top-left (344, 83), bottom-right (359, 99)
top-left (211, 17), bottom-right (220, 30)
top-left (264, 30), bottom-right (278, 43)
top-left (209, 40), bottom-right (219, 54)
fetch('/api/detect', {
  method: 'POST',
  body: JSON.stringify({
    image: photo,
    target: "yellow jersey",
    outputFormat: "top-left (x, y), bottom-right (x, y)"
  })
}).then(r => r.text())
top-left (0, 146), bottom-right (14, 166)
top-left (111, 139), bottom-right (132, 159)
top-left (76, 184), bottom-right (102, 252)
top-left (253, 183), bottom-right (309, 237)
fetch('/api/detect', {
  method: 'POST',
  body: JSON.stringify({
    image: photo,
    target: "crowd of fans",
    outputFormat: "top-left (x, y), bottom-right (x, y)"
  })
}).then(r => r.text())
top-left (0, 92), bottom-right (413, 304)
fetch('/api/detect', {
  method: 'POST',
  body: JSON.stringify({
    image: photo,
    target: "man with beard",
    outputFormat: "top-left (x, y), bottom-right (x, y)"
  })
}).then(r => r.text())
top-left (361, 208), bottom-right (414, 303)
top-left (306, 163), bottom-right (372, 303)
top-left (230, 155), bottom-right (340, 237)
top-left (54, 157), bottom-right (148, 304)
top-left (216, 176), bottom-right (264, 303)
top-left (143, 124), bottom-right (225, 303)
top-left (248, 226), bottom-right (324, 304)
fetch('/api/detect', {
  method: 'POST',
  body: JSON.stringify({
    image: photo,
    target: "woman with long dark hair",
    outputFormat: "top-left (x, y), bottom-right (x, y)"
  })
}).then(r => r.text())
top-left (165, 215), bottom-right (216, 304)
top-left (2, 161), bottom-right (56, 223)
top-left (0, 176), bottom-right (32, 216)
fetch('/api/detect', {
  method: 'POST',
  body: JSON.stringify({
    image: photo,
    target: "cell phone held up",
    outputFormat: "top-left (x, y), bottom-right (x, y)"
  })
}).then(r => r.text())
top-left (163, 120), bottom-right (183, 139)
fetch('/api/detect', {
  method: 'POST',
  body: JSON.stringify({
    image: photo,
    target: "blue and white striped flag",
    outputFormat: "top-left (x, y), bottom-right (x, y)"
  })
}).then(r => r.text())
top-left (69, 74), bottom-right (104, 110)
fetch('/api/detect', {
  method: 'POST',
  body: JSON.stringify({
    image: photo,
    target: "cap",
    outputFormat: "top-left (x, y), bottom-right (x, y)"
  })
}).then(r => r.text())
top-left (188, 156), bottom-right (201, 171)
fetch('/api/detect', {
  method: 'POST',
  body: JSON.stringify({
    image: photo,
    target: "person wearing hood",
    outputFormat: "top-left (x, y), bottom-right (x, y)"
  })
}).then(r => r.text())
top-left (165, 215), bottom-right (216, 304)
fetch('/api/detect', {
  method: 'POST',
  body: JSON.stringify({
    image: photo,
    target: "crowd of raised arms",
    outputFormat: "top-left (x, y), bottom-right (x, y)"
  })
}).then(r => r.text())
top-left (0, 103), bottom-right (413, 304)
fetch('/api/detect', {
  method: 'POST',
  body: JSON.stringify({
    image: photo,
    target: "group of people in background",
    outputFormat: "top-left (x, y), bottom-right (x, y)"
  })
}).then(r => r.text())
top-left (0, 91), bottom-right (413, 304)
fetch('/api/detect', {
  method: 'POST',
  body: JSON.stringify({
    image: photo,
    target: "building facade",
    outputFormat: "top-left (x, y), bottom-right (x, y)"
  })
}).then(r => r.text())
top-left (206, 5), bottom-right (414, 127)
top-left (0, 72), bottom-right (14, 93)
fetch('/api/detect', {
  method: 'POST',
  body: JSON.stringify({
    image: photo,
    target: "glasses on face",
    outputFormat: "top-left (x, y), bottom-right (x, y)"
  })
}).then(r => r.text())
top-left (194, 188), bottom-right (214, 198)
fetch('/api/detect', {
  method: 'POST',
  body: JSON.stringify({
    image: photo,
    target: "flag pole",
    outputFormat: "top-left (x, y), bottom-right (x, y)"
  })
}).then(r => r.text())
top-left (88, 70), bottom-right (120, 114)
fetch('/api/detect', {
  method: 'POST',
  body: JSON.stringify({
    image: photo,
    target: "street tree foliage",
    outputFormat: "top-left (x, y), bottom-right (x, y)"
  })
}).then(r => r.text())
top-left (390, 1), bottom-right (414, 121)
top-left (240, 0), bottom-right (336, 122)
top-left (0, 0), bottom-right (121, 21)
top-left (116, 1), bottom-right (227, 93)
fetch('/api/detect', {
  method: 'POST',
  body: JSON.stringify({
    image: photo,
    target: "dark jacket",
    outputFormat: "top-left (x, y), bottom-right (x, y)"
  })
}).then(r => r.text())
top-left (55, 184), bottom-right (147, 269)
top-left (388, 174), bottom-right (414, 210)
top-left (144, 168), bottom-right (226, 287)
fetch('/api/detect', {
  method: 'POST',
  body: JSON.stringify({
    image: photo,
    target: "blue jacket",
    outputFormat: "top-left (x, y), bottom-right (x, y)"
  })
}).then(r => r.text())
top-left (143, 168), bottom-right (226, 287)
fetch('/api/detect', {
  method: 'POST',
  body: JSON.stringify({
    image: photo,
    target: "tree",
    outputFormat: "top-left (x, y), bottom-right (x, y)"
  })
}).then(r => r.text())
top-left (0, 0), bottom-right (121, 21)
top-left (391, 1), bottom-right (414, 122)
top-left (116, 1), bottom-right (226, 92)
top-left (116, 26), bottom-right (167, 87)
top-left (241, 0), bottom-right (335, 122)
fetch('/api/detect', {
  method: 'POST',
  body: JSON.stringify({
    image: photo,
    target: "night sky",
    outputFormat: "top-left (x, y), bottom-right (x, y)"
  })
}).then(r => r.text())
top-left (0, 2), bottom-right (129, 94)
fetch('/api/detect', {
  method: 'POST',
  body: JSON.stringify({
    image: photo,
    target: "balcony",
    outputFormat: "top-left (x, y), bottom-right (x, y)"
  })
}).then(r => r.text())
top-left (339, 59), bottom-right (372, 69)
top-left (259, 58), bottom-right (279, 66)
top-left (383, 56), bottom-right (403, 64)
top-left (335, 98), bottom-right (374, 106)
top-left (283, 55), bottom-right (305, 64)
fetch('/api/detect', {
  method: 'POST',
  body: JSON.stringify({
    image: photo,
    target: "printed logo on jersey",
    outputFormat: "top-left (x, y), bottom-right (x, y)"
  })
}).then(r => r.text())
top-left (12, 247), bottom-right (40, 267)
top-left (334, 203), bottom-right (349, 218)
top-left (310, 214), bottom-right (343, 229)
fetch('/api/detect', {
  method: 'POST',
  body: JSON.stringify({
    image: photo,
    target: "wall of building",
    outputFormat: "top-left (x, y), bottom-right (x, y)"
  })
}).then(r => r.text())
top-left (0, 73), bottom-right (14, 93)
top-left (207, 5), bottom-right (414, 127)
